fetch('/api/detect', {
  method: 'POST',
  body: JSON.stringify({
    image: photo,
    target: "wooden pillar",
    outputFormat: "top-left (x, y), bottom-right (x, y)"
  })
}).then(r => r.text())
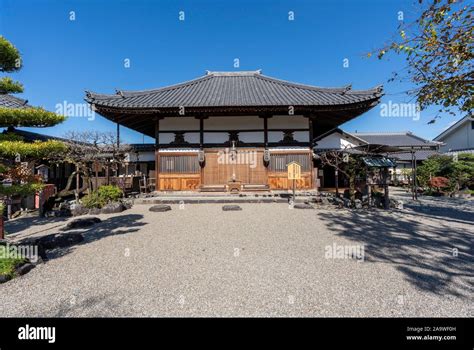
top-left (75, 164), bottom-right (80, 193)
top-left (263, 116), bottom-right (268, 148)
top-left (411, 149), bottom-right (418, 200)
top-left (155, 118), bottom-right (160, 191)
top-left (116, 122), bottom-right (120, 148)
top-left (413, 152), bottom-right (418, 200)
top-left (307, 116), bottom-right (315, 189)
top-left (308, 117), bottom-right (314, 149)
top-left (199, 117), bottom-right (204, 149)
top-left (384, 168), bottom-right (390, 210)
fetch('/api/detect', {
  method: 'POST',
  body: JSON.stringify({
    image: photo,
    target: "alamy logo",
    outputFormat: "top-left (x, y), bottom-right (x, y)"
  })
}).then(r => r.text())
top-left (18, 324), bottom-right (56, 343)
top-left (325, 243), bottom-right (365, 262)
top-left (55, 101), bottom-right (95, 120)
top-left (217, 148), bottom-right (257, 169)
top-left (0, 243), bottom-right (38, 263)
top-left (380, 101), bottom-right (420, 121)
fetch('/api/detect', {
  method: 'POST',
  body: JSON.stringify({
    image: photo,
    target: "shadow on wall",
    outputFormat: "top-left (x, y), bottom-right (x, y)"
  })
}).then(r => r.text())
top-left (317, 209), bottom-right (474, 298)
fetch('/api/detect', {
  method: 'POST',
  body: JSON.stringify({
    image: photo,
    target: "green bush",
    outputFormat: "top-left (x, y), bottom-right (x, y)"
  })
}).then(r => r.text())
top-left (81, 185), bottom-right (123, 209)
top-left (0, 246), bottom-right (27, 278)
top-left (417, 153), bottom-right (474, 193)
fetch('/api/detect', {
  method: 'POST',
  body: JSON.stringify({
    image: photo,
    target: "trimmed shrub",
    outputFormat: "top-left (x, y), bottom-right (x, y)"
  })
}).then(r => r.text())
top-left (81, 185), bottom-right (123, 209)
top-left (428, 176), bottom-right (450, 190)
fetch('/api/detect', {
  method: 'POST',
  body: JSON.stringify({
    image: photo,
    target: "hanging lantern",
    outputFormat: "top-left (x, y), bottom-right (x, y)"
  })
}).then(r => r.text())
top-left (198, 150), bottom-right (205, 165)
top-left (263, 149), bottom-right (270, 166)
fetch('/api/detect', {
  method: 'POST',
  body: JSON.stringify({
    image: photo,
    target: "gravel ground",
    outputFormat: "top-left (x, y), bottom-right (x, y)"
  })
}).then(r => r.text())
top-left (0, 198), bottom-right (472, 317)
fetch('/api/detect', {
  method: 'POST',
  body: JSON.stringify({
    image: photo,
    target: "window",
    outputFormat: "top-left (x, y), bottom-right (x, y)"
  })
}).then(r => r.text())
top-left (159, 155), bottom-right (200, 173)
top-left (269, 153), bottom-right (311, 172)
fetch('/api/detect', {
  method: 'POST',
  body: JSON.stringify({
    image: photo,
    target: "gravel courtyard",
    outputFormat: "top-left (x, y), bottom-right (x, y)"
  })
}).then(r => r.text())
top-left (1, 199), bottom-right (473, 317)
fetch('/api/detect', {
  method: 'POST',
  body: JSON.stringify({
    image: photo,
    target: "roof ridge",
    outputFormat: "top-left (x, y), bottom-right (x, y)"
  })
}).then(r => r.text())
top-left (86, 74), bottom-right (214, 100)
top-left (86, 71), bottom-right (383, 101)
top-left (206, 70), bottom-right (262, 76)
top-left (353, 132), bottom-right (409, 135)
top-left (255, 74), bottom-right (383, 95)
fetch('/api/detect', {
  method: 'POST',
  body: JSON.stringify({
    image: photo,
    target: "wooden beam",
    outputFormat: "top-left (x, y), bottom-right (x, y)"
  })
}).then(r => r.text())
top-left (199, 117), bottom-right (204, 149)
top-left (116, 122), bottom-right (120, 148)
top-left (307, 116), bottom-right (314, 149)
top-left (263, 116), bottom-right (269, 148)
top-left (155, 118), bottom-right (160, 191)
top-left (154, 118), bottom-right (160, 149)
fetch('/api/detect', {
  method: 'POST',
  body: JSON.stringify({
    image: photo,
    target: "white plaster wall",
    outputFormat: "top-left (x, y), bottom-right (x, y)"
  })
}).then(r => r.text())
top-left (159, 133), bottom-right (174, 144)
top-left (156, 115), bottom-right (310, 144)
top-left (160, 117), bottom-right (200, 131)
top-left (184, 133), bottom-right (200, 144)
top-left (205, 116), bottom-right (263, 130)
top-left (127, 151), bottom-right (155, 162)
top-left (314, 132), bottom-right (359, 149)
top-left (267, 115), bottom-right (308, 129)
top-left (239, 132), bottom-right (264, 143)
top-left (204, 132), bottom-right (228, 143)
top-left (439, 121), bottom-right (474, 152)
top-left (267, 131), bottom-right (308, 143)
top-left (268, 131), bottom-right (284, 143)
top-left (294, 131), bottom-right (309, 142)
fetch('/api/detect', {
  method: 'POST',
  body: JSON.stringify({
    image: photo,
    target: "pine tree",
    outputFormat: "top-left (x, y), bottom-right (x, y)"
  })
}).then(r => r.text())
top-left (0, 36), bottom-right (66, 237)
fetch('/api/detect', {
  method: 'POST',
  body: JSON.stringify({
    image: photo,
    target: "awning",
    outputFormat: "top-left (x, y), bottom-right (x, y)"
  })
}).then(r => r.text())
top-left (362, 156), bottom-right (396, 168)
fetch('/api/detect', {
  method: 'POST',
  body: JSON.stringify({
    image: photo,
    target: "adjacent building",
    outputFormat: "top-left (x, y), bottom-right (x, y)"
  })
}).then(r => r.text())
top-left (433, 115), bottom-right (474, 154)
top-left (313, 129), bottom-right (440, 187)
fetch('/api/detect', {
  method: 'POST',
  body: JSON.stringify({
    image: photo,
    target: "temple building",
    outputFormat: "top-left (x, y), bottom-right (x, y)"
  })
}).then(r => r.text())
top-left (85, 70), bottom-right (383, 192)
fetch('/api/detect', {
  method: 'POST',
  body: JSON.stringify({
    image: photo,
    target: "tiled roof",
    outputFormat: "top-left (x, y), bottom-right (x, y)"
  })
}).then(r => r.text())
top-left (352, 132), bottom-right (440, 148)
top-left (390, 150), bottom-right (439, 161)
top-left (0, 94), bottom-right (30, 108)
top-left (443, 148), bottom-right (474, 155)
top-left (1, 126), bottom-right (66, 142)
top-left (86, 70), bottom-right (383, 109)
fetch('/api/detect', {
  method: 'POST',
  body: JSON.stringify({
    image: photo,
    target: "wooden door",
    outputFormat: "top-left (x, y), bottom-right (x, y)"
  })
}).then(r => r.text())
top-left (202, 148), bottom-right (266, 186)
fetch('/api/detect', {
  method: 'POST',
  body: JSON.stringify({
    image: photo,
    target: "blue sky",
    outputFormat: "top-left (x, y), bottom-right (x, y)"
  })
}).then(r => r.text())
top-left (0, 0), bottom-right (462, 143)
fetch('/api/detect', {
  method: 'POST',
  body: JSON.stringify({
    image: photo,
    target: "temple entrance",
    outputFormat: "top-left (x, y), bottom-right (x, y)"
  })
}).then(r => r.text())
top-left (202, 147), bottom-right (267, 191)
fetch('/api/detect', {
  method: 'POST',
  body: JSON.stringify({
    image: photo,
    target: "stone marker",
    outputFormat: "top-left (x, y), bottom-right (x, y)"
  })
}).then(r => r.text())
top-left (39, 232), bottom-right (84, 249)
top-left (0, 275), bottom-right (11, 283)
top-left (293, 203), bottom-right (313, 209)
top-left (101, 202), bottom-right (124, 214)
top-left (149, 204), bottom-right (172, 212)
top-left (66, 217), bottom-right (101, 229)
top-left (16, 262), bottom-right (35, 276)
top-left (222, 205), bottom-right (242, 211)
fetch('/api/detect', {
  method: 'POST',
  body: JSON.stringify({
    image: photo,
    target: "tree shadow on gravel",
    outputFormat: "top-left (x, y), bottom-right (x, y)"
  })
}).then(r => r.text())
top-left (47, 214), bottom-right (146, 260)
top-left (317, 210), bottom-right (474, 298)
top-left (5, 215), bottom-right (70, 236)
top-left (402, 203), bottom-right (474, 224)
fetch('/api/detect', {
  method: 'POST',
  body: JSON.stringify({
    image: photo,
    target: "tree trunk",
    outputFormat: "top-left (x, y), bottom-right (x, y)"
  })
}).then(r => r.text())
top-left (349, 176), bottom-right (356, 204)
top-left (58, 170), bottom-right (89, 197)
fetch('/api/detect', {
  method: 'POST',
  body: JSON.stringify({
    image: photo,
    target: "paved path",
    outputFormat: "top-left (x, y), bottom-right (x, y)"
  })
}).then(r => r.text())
top-left (1, 201), bottom-right (472, 317)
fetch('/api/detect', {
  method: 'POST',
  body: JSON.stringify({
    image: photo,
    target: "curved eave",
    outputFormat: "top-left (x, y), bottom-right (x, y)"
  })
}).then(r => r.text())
top-left (85, 89), bottom-right (383, 111)
top-left (87, 96), bottom-right (382, 117)
top-left (86, 98), bottom-right (381, 139)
